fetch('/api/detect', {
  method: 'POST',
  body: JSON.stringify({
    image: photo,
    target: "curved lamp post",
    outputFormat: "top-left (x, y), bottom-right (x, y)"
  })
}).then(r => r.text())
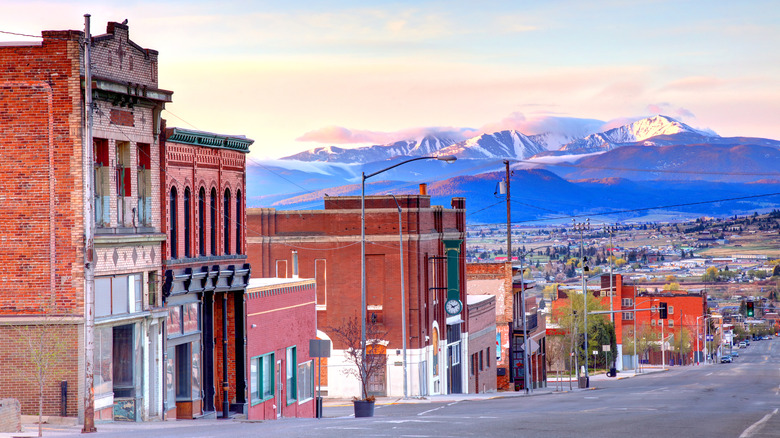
top-left (360, 155), bottom-right (457, 397)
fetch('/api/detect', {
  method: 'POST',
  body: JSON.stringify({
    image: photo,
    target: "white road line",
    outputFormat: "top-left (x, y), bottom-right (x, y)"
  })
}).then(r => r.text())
top-left (706, 372), bottom-right (713, 376)
top-left (418, 406), bottom-right (445, 416)
top-left (739, 408), bottom-right (778, 438)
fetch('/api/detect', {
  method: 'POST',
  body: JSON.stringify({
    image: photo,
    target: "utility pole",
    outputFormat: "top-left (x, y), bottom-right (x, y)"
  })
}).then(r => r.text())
top-left (503, 160), bottom-right (511, 261)
top-left (82, 13), bottom-right (97, 433)
top-left (572, 218), bottom-right (590, 386)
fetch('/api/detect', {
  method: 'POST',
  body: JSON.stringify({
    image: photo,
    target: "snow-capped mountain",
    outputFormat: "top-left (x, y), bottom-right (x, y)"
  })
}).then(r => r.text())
top-left (436, 130), bottom-right (547, 159)
top-left (557, 115), bottom-right (716, 154)
top-left (283, 135), bottom-right (459, 163)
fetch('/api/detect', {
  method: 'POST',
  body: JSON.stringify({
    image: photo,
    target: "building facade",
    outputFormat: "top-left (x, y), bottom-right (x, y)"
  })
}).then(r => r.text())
top-left (246, 278), bottom-right (316, 420)
top-left (466, 263), bottom-right (546, 391)
top-left (246, 194), bottom-right (468, 398)
top-left (160, 127), bottom-right (252, 419)
top-left (0, 21), bottom-right (171, 423)
top-left (466, 295), bottom-right (497, 394)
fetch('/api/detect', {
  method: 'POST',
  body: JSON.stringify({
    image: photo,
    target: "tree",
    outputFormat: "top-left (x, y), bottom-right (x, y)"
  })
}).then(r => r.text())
top-left (327, 316), bottom-right (388, 401)
top-left (550, 290), bottom-right (610, 377)
top-left (663, 282), bottom-right (681, 291)
top-left (702, 266), bottom-right (719, 282)
top-left (6, 300), bottom-right (69, 437)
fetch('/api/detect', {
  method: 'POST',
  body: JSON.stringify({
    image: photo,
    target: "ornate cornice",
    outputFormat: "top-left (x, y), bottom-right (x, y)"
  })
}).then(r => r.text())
top-left (166, 127), bottom-right (253, 153)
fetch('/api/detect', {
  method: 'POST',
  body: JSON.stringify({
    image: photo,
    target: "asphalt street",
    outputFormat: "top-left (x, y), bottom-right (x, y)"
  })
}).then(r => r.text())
top-left (10, 339), bottom-right (778, 438)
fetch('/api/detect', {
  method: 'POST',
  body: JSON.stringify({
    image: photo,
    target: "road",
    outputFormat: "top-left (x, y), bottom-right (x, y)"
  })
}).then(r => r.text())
top-left (35, 339), bottom-right (780, 438)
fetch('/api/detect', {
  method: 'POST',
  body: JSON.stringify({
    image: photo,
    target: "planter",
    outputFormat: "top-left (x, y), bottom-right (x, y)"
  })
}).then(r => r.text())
top-left (353, 400), bottom-right (375, 418)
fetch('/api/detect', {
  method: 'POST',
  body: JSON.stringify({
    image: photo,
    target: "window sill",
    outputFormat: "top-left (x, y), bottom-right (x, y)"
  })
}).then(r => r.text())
top-left (250, 395), bottom-right (274, 407)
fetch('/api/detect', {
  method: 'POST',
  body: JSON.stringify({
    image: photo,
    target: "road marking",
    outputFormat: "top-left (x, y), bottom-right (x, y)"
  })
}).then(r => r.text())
top-left (447, 401), bottom-right (460, 406)
top-left (706, 372), bottom-right (713, 376)
top-left (418, 406), bottom-right (445, 416)
top-left (739, 408), bottom-right (778, 438)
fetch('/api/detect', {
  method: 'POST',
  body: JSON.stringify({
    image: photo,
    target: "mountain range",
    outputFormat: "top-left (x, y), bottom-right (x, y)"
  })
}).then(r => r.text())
top-left (248, 115), bottom-right (780, 223)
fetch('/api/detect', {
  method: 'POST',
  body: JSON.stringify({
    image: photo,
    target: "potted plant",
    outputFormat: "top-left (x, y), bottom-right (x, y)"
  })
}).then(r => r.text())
top-left (329, 316), bottom-right (388, 417)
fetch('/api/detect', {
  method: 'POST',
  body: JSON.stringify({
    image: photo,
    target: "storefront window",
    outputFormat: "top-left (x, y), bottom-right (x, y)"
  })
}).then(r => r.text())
top-left (94, 326), bottom-right (113, 399)
top-left (113, 324), bottom-right (135, 398)
top-left (297, 361), bottom-right (313, 402)
top-left (191, 341), bottom-right (201, 401)
top-left (183, 303), bottom-right (199, 334)
top-left (167, 306), bottom-right (182, 336)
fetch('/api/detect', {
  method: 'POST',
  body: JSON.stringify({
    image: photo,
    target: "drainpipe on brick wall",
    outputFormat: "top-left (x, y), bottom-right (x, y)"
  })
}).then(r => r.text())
top-left (82, 14), bottom-right (97, 434)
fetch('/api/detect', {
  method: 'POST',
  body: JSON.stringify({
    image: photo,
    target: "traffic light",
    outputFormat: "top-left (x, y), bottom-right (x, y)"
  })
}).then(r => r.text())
top-left (659, 302), bottom-right (668, 319)
top-left (747, 301), bottom-right (754, 317)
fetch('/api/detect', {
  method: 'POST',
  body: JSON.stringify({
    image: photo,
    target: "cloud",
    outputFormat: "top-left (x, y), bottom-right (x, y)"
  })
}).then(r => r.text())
top-left (660, 76), bottom-right (723, 92)
top-left (646, 103), bottom-right (696, 119)
top-left (296, 125), bottom-right (473, 145)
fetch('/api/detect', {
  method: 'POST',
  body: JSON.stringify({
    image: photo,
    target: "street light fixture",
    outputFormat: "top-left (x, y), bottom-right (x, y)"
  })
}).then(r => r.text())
top-left (360, 155), bottom-right (457, 396)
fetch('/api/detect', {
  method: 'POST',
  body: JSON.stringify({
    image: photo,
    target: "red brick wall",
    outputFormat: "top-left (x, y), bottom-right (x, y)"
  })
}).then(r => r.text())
top-left (246, 281), bottom-right (316, 420)
top-left (467, 297), bottom-right (497, 394)
top-left (213, 291), bottom-right (238, 410)
top-left (161, 134), bottom-right (247, 261)
top-left (0, 325), bottom-right (80, 417)
top-left (246, 196), bottom-right (467, 355)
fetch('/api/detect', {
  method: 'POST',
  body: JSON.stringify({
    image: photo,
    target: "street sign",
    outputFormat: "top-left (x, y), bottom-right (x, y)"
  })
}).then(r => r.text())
top-left (309, 339), bottom-right (331, 358)
top-left (602, 345), bottom-right (611, 352)
top-left (706, 335), bottom-right (714, 342)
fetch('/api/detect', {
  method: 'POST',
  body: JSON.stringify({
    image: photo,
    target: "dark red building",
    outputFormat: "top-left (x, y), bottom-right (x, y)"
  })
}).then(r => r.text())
top-left (161, 127), bottom-right (252, 419)
top-left (246, 277), bottom-right (316, 420)
top-left (247, 193), bottom-right (468, 397)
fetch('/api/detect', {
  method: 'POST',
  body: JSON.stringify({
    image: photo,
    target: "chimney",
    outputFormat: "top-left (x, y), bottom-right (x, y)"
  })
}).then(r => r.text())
top-left (419, 183), bottom-right (427, 195)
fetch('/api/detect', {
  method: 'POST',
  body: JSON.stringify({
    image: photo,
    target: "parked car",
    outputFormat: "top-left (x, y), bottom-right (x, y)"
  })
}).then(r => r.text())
top-left (721, 355), bottom-right (732, 363)
top-left (739, 341), bottom-right (747, 348)
top-left (732, 351), bottom-right (739, 357)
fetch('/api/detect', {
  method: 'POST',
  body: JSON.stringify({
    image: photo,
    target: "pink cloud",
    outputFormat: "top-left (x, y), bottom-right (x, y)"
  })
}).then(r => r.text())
top-left (296, 125), bottom-right (473, 145)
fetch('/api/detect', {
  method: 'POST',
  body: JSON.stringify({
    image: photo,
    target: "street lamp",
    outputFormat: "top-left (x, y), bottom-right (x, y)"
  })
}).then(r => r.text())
top-left (360, 155), bottom-right (456, 396)
top-left (387, 193), bottom-right (408, 399)
top-left (572, 218), bottom-right (590, 385)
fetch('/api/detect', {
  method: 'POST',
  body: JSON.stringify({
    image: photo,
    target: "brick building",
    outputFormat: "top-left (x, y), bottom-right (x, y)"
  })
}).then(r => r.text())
top-left (466, 295), bottom-right (497, 394)
top-left (246, 193), bottom-right (468, 397)
top-left (466, 263), bottom-right (546, 391)
top-left (550, 275), bottom-right (708, 370)
top-left (0, 21), bottom-right (171, 423)
top-left (160, 127), bottom-right (253, 418)
top-left (246, 277), bottom-right (316, 420)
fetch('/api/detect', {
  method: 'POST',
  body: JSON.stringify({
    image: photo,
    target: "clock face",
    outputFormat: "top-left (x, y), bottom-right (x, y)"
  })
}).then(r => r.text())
top-left (446, 299), bottom-right (462, 315)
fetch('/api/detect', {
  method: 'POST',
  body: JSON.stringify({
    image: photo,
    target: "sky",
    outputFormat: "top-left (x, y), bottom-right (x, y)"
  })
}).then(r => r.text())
top-left (3, 0), bottom-right (780, 159)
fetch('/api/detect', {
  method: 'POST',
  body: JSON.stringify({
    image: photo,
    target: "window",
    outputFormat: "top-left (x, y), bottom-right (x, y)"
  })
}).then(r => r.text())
top-left (94, 326), bottom-right (113, 399)
top-left (137, 143), bottom-right (151, 226)
top-left (251, 353), bottom-right (274, 404)
top-left (148, 271), bottom-right (158, 308)
top-left (113, 324), bottom-right (135, 398)
top-left (116, 141), bottom-right (131, 226)
top-left (167, 303), bottom-right (200, 337)
top-left (198, 188), bottom-right (206, 256)
top-left (223, 189), bottom-right (231, 255)
top-left (479, 350), bottom-right (484, 371)
top-left (94, 138), bottom-right (110, 227)
top-left (286, 346), bottom-right (297, 404)
top-left (668, 305), bottom-right (674, 315)
top-left (486, 347), bottom-right (491, 368)
top-left (470, 354), bottom-right (475, 375)
top-left (236, 189), bottom-right (242, 254)
top-left (96, 274), bottom-right (143, 317)
top-left (668, 320), bottom-right (674, 327)
top-left (622, 298), bottom-right (634, 307)
top-left (651, 319), bottom-right (656, 327)
top-left (623, 312), bottom-right (634, 320)
top-left (297, 361), bottom-right (313, 402)
top-left (175, 343), bottom-right (191, 400)
top-left (170, 187), bottom-right (178, 259)
top-left (210, 188), bottom-right (217, 256)
top-left (184, 188), bottom-right (191, 258)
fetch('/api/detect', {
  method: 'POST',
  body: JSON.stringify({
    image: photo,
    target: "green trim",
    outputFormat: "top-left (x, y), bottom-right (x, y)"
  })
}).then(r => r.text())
top-left (286, 346), bottom-right (297, 405)
top-left (250, 352), bottom-right (275, 406)
top-left (167, 127), bottom-right (253, 153)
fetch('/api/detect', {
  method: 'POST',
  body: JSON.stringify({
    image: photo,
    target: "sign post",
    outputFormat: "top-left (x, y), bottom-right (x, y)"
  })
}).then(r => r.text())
top-left (309, 339), bottom-right (331, 418)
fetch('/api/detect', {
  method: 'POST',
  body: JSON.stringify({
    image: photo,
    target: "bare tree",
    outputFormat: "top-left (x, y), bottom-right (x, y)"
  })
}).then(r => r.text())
top-left (328, 317), bottom-right (388, 401)
top-left (7, 302), bottom-right (69, 437)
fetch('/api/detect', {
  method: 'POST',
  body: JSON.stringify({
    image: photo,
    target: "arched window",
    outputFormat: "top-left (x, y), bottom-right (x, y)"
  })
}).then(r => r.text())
top-left (170, 187), bottom-right (178, 259)
top-left (223, 189), bottom-right (231, 255)
top-left (184, 187), bottom-right (191, 258)
top-left (236, 189), bottom-right (242, 254)
top-left (210, 188), bottom-right (217, 256)
top-left (198, 188), bottom-right (206, 257)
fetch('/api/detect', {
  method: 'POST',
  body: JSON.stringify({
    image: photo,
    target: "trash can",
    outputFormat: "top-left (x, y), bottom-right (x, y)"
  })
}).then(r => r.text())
top-left (578, 376), bottom-right (589, 388)
top-left (608, 367), bottom-right (617, 377)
